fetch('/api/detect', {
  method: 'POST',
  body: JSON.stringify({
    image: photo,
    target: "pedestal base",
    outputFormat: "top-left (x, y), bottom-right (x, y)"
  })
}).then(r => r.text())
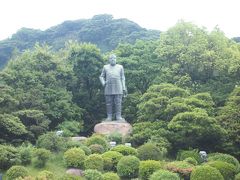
top-left (94, 121), bottom-right (132, 136)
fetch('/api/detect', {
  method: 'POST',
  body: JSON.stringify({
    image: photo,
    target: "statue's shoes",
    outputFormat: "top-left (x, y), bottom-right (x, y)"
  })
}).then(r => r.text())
top-left (104, 118), bottom-right (112, 121)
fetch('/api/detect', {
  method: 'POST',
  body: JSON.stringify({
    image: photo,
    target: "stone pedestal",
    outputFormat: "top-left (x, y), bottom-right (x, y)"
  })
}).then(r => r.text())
top-left (94, 121), bottom-right (132, 136)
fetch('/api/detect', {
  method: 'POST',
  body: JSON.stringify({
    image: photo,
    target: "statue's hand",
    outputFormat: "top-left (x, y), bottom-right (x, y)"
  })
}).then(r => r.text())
top-left (123, 90), bottom-right (128, 98)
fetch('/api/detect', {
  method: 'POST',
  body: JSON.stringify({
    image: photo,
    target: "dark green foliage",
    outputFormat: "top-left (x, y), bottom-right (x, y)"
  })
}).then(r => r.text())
top-left (18, 146), bottom-right (32, 165)
top-left (217, 87), bottom-right (240, 157)
top-left (117, 155), bottom-right (140, 178)
top-left (36, 132), bottom-right (65, 152)
top-left (111, 145), bottom-right (137, 156)
top-left (139, 160), bottom-right (163, 180)
top-left (207, 161), bottom-right (237, 180)
top-left (57, 120), bottom-right (83, 137)
top-left (89, 144), bottom-right (105, 154)
top-left (6, 165), bottom-right (28, 180)
top-left (84, 169), bottom-right (103, 180)
top-left (0, 144), bottom-right (21, 170)
top-left (177, 149), bottom-right (200, 163)
top-left (101, 151), bottom-right (123, 171)
top-left (149, 169), bottom-right (180, 180)
top-left (85, 135), bottom-right (108, 151)
top-left (84, 154), bottom-right (104, 171)
top-left (33, 148), bottom-right (51, 168)
top-left (190, 165), bottom-right (224, 180)
top-left (137, 143), bottom-right (163, 160)
top-left (102, 172), bottom-right (120, 180)
top-left (63, 147), bottom-right (86, 168)
top-left (208, 153), bottom-right (240, 172)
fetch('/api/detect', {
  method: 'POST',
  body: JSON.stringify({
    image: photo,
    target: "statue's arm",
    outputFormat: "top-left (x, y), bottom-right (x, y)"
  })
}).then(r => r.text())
top-left (99, 67), bottom-right (106, 87)
top-left (121, 66), bottom-right (127, 94)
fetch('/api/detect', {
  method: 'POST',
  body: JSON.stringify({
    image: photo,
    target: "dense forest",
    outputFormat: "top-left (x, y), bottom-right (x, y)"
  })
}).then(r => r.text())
top-left (0, 16), bottom-right (240, 180)
top-left (0, 14), bottom-right (160, 69)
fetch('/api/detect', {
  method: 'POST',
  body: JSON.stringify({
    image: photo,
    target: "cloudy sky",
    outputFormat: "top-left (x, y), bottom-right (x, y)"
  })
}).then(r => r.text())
top-left (0, 0), bottom-right (239, 40)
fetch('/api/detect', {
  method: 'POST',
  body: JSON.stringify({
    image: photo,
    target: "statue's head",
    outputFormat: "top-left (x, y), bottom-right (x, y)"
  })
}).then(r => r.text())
top-left (109, 54), bottom-right (116, 66)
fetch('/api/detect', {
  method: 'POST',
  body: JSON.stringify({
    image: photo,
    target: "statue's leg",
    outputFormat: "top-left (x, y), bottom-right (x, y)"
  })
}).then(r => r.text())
top-left (115, 94), bottom-right (124, 121)
top-left (105, 95), bottom-right (113, 121)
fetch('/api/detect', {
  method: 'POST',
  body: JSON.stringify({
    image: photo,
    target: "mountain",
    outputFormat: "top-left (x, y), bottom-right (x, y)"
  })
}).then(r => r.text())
top-left (0, 14), bottom-right (160, 69)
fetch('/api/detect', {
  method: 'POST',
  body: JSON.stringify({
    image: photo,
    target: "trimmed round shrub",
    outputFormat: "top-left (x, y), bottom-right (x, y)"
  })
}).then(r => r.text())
top-left (235, 173), bottom-right (240, 180)
top-left (79, 145), bottom-right (92, 155)
top-left (150, 169), bottom-right (180, 180)
top-left (107, 132), bottom-right (123, 144)
top-left (117, 155), bottom-right (140, 178)
top-left (33, 148), bottom-right (51, 168)
top-left (165, 161), bottom-right (194, 179)
top-left (102, 151), bottom-right (123, 171)
top-left (66, 140), bottom-right (83, 149)
top-left (37, 170), bottom-right (54, 180)
top-left (184, 157), bottom-right (198, 165)
top-left (190, 165), bottom-right (224, 180)
top-left (137, 143), bottom-right (162, 160)
top-left (102, 172), bottom-right (120, 180)
top-left (85, 135), bottom-right (108, 150)
top-left (64, 147), bottom-right (86, 168)
top-left (111, 145), bottom-right (137, 156)
top-left (207, 161), bottom-right (237, 180)
top-left (139, 160), bottom-right (163, 180)
top-left (0, 144), bottom-right (21, 170)
top-left (58, 174), bottom-right (83, 180)
top-left (84, 169), bottom-right (103, 180)
top-left (177, 149), bottom-right (200, 163)
top-left (6, 165), bottom-right (28, 180)
top-left (36, 132), bottom-right (65, 152)
top-left (89, 144), bottom-right (105, 154)
top-left (208, 153), bottom-right (240, 172)
top-left (84, 154), bottom-right (104, 171)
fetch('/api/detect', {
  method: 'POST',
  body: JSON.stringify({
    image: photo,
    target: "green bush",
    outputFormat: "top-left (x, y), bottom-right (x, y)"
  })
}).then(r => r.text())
top-left (190, 165), bottom-right (224, 180)
top-left (111, 145), bottom-right (137, 156)
top-left (6, 165), bottom-right (28, 180)
top-left (165, 161), bottom-right (194, 179)
top-left (137, 143), bottom-right (163, 160)
top-left (84, 154), bottom-right (104, 171)
top-left (84, 169), bottom-right (103, 180)
top-left (208, 153), bottom-right (240, 172)
top-left (58, 174), bottom-right (83, 180)
top-left (18, 146), bottom-right (32, 165)
top-left (235, 173), bottom-right (240, 180)
top-left (36, 132), bottom-right (65, 152)
top-left (58, 120), bottom-right (83, 137)
top-left (33, 148), bottom-right (51, 168)
top-left (16, 176), bottom-right (35, 180)
top-left (85, 135), bottom-right (108, 150)
top-left (139, 160), bottom-right (163, 180)
top-left (0, 144), bottom-right (21, 170)
top-left (102, 172), bottom-right (120, 180)
top-left (101, 151), bottom-right (123, 171)
top-left (36, 170), bottom-right (54, 180)
top-left (150, 169), bottom-right (180, 180)
top-left (89, 144), bottom-right (105, 154)
top-left (208, 161), bottom-right (237, 180)
top-left (107, 132), bottom-right (123, 144)
top-left (79, 145), bottom-right (92, 155)
top-left (117, 155), bottom-right (140, 178)
top-left (177, 149), bottom-right (200, 163)
top-left (184, 157), bottom-right (198, 165)
top-left (64, 147), bottom-right (86, 168)
top-left (66, 140), bottom-right (83, 149)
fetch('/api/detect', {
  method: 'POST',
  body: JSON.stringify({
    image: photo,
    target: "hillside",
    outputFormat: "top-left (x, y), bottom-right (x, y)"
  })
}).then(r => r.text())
top-left (0, 14), bottom-right (160, 69)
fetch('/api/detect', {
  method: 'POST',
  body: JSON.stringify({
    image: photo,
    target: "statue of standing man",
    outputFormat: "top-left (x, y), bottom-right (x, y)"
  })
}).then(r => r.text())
top-left (99, 54), bottom-right (127, 121)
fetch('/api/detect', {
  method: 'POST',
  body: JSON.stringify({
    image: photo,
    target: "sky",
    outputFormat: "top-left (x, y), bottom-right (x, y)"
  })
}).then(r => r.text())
top-left (0, 0), bottom-right (239, 41)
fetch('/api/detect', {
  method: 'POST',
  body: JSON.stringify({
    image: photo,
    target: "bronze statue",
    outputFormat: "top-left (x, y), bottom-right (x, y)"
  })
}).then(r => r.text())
top-left (99, 54), bottom-right (127, 121)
